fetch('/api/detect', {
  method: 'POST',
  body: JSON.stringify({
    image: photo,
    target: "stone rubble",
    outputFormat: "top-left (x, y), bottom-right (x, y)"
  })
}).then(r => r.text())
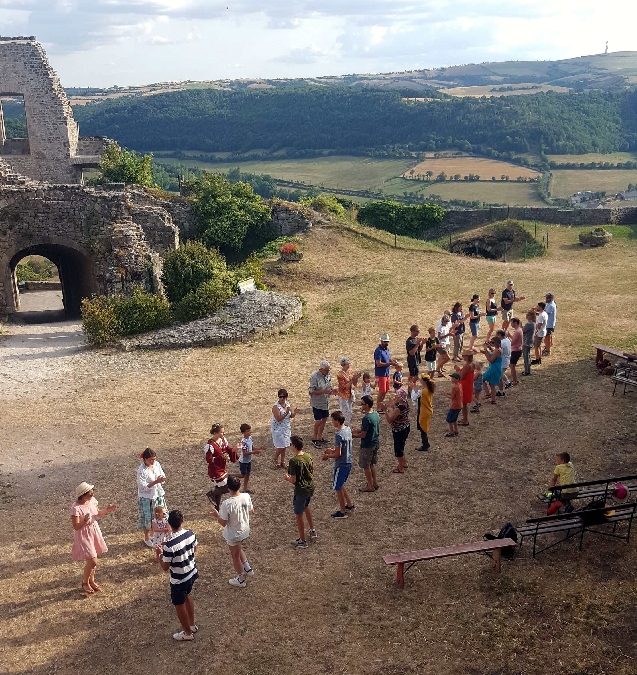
top-left (119, 289), bottom-right (303, 351)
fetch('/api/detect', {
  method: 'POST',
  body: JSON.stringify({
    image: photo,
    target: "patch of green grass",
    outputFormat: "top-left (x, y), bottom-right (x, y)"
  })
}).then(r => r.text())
top-left (603, 225), bottom-right (637, 240)
top-left (551, 170), bottom-right (637, 198)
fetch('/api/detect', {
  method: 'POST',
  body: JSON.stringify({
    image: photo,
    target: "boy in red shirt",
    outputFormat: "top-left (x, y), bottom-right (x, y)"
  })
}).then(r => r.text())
top-left (443, 372), bottom-right (463, 437)
top-left (205, 423), bottom-right (238, 509)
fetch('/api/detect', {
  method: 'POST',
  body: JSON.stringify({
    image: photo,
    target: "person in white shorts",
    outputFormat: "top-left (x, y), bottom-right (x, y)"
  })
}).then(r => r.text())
top-left (211, 476), bottom-right (255, 588)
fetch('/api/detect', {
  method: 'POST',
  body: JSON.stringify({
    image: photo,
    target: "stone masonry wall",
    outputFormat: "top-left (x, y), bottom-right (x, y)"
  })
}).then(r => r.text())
top-left (0, 181), bottom-right (179, 315)
top-left (0, 36), bottom-right (108, 184)
top-left (425, 205), bottom-right (637, 239)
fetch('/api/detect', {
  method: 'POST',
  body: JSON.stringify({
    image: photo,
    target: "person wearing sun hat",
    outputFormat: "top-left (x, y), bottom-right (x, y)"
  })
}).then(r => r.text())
top-left (374, 333), bottom-right (399, 412)
top-left (70, 482), bottom-right (116, 595)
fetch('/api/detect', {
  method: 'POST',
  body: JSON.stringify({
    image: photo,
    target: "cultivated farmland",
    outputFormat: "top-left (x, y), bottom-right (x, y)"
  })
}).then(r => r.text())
top-left (404, 157), bottom-right (541, 180)
top-left (551, 170), bottom-right (637, 198)
top-left (443, 83), bottom-right (569, 97)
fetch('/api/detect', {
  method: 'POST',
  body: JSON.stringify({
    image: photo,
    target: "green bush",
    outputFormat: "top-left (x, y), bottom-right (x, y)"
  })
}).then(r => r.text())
top-left (173, 275), bottom-right (236, 323)
top-left (253, 236), bottom-right (300, 259)
top-left (161, 241), bottom-right (228, 304)
top-left (111, 286), bottom-right (173, 336)
top-left (81, 295), bottom-right (120, 346)
top-left (300, 194), bottom-right (347, 218)
top-left (81, 287), bottom-right (173, 345)
top-left (358, 200), bottom-right (445, 237)
top-left (231, 254), bottom-right (266, 289)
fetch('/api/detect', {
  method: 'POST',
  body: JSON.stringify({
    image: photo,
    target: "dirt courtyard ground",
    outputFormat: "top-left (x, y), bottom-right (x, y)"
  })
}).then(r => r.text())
top-left (0, 222), bottom-right (636, 675)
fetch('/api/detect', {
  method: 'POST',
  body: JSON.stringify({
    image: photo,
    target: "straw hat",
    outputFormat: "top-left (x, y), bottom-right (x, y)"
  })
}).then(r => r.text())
top-left (75, 482), bottom-right (94, 498)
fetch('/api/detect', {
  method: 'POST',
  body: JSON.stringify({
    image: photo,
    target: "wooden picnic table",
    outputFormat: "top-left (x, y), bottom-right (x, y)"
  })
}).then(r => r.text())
top-left (593, 343), bottom-right (636, 369)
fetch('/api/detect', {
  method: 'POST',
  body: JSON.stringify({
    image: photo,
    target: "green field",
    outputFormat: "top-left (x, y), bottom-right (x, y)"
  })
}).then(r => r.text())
top-left (551, 170), bottom-right (637, 198)
top-left (155, 155), bottom-right (414, 192)
top-left (548, 152), bottom-right (637, 165)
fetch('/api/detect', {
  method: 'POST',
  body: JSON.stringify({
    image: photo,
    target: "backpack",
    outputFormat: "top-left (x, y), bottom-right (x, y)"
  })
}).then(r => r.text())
top-left (484, 521), bottom-right (518, 559)
top-left (579, 499), bottom-right (608, 526)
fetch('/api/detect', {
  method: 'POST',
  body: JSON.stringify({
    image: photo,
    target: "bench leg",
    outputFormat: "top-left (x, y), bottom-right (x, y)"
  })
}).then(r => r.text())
top-left (596, 348), bottom-right (604, 369)
top-left (396, 562), bottom-right (405, 589)
top-left (492, 548), bottom-right (502, 573)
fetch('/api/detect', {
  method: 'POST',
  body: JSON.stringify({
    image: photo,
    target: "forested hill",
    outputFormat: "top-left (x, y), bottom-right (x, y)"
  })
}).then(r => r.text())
top-left (73, 87), bottom-right (637, 157)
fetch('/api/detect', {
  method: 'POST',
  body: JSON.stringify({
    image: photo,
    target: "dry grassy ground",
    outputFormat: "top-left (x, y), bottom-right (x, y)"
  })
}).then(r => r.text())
top-left (442, 85), bottom-right (570, 98)
top-left (1, 222), bottom-right (636, 675)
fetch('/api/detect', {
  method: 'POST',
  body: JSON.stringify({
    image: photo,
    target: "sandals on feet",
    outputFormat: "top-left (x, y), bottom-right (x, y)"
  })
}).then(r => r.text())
top-left (81, 583), bottom-right (94, 595)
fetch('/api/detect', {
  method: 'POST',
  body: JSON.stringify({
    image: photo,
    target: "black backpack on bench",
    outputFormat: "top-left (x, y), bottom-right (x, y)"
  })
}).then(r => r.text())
top-left (579, 499), bottom-right (609, 526)
top-left (484, 522), bottom-right (518, 559)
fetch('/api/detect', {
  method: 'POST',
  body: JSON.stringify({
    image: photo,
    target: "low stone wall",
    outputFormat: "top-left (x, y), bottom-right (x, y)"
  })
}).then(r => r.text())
top-left (120, 290), bottom-right (303, 351)
top-left (427, 206), bottom-right (637, 239)
top-left (21, 280), bottom-right (62, 291)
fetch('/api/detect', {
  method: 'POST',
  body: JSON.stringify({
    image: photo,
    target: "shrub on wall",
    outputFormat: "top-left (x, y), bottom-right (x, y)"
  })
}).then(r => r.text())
top-left (161, 241), bottom-right (229, 304)
top-left (81, 287), bottom-right (172, 345)
top-left (300, 194), bottom-right (347, 218)
top-left (173, 275), bottom-right (236, 323)
top-left (358, 200), bottom-right (445, 237)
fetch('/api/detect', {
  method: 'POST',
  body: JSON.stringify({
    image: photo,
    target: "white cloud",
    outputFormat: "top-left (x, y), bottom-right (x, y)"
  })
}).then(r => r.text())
top-left (1, 1), bottom-right (635, 85)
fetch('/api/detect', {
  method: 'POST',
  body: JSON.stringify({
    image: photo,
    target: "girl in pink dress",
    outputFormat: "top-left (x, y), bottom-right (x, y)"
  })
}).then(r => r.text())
top-left (71, 482), bottom-right (116, 595)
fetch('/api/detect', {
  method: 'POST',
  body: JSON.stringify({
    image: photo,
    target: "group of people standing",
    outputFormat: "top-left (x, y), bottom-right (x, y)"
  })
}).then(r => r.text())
top-left (68, 279), bottom-right (558, 640)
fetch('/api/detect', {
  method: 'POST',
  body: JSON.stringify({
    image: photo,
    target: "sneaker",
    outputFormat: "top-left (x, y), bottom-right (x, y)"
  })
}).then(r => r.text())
top-left (331, 510), bottom-right (348, 519)
top-left (521, 372), bottom-right (532, 376)
top-left (229, 576), bottom-right (247, 588)
top-left (173, 631), bottom-right (194, 641)
top-left (294, 539), bottom-right (308, 549)
top-left (505, 382), bottom-right (513, 389)
top-left (243, 567), bottom-right (255, 577)
top-left (531, 359), bottom-right (541, 365)
top-left (496, 391), bottom-right (505, 397)
top-left (309, 529), bottom-right (318, 540)
top-left (311, 440), bottom-right (322, 449)
top-left (190, 625), bottom-right (198, 633)
top-left (345, 504), bottom-right (355, 511)
top-left (144, 539), bottom-right (154, 548)
top-left (470, 407), bottom-right (480, 414)
top-left (542, 349), bottom-right (549, 357)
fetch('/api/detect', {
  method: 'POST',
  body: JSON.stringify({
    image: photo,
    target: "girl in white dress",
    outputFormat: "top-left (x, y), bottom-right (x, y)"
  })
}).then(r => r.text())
top-left (271, 388), bottom-right (299, 469)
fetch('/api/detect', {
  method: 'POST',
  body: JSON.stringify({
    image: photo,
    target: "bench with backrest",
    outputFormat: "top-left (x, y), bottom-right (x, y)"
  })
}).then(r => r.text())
top-left (517, 501), bottom-right (637, 558)
top-left (383, 539), bottom-right (516, 588)
top-left (612, 363), bottom-right (637, 396)
top-left (540, 475), bottom-right (637, 507)
top-left (592, 343), bottom-right (635, 370)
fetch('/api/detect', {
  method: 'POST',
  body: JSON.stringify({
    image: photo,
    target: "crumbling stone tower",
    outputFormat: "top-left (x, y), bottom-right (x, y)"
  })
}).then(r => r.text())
top-left (0, 36), bottom-right (106, 183)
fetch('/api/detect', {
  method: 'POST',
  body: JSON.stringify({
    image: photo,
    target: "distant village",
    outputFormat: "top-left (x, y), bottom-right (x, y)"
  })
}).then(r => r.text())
top-left (569, 186), bottom-right (637, 209)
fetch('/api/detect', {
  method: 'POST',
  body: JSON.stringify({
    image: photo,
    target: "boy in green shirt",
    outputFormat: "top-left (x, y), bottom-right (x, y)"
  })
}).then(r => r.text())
top-left (285, 436), bottom-right (316, 549)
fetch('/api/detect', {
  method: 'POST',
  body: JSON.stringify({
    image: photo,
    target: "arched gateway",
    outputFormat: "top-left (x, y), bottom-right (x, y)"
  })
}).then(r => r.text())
top-left (0, 37), bottom-right (181, 317)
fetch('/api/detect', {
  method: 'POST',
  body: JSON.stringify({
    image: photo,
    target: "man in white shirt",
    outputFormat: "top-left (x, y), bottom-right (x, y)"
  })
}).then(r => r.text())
top-left (436, 314), bottom-right (452, 377)
top-left (532, 301), bottom-right (549, 364)
top-left (543, 293), bottom-right (557, 356)
top-left (496, 329), bottom-right (512, 396)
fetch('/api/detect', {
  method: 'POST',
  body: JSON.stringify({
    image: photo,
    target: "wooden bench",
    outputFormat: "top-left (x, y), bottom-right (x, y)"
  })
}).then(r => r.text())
top-left (593, 343), bottom-right (635, 370)
top-left (383, 539), bottom-right (516, 588)
top-left (517, 502), bottom-right (637, 558)
top-left (539, 474), bottom-right (637, 507)
top-left (612, 364), bottom-right (637, 395)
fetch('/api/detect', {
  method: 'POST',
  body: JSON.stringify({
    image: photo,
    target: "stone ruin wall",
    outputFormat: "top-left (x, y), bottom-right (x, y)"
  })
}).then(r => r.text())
top-left (0, 172), bottom-right (179, 316)
top-left (426, 205), bottom-right (637, 239)
top-left (0, 36), bottom-right (107, 184)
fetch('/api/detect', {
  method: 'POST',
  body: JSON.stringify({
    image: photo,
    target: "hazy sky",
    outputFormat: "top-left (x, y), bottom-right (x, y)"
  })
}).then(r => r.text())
top-left (1, 1), bottom-right (635, 87)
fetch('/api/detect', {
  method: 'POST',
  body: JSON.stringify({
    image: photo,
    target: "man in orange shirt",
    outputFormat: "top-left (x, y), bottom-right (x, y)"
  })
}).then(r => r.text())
top-left (336, 357), bottom-right (359, 425)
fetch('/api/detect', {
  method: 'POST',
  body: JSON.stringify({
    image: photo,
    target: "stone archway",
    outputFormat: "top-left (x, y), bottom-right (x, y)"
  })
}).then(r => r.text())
top-left (9, 243), bottom-right (95, 317)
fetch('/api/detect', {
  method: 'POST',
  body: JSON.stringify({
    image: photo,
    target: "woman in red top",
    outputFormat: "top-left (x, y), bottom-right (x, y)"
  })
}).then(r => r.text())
top-left (205, 423), bottom-right (238, 509)
top-left (455, 352), bottom-right (475, 426)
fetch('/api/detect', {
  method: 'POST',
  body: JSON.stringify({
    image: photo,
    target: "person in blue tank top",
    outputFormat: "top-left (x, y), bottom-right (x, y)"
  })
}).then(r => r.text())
top-left (481, 336), bottom-right (503, 405)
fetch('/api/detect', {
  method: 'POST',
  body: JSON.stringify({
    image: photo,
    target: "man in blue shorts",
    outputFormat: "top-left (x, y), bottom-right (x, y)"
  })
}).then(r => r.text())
top-left (322, 411), bottom-right (354, 519)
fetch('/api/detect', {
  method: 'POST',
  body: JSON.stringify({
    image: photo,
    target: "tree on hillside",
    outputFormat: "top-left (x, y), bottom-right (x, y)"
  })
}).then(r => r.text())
top-left (426, 170), bottom-right (434, 181)
top-left (186, 172), bottom-right (272, 251)
top-left (94, 142), bottom-right (155, 186)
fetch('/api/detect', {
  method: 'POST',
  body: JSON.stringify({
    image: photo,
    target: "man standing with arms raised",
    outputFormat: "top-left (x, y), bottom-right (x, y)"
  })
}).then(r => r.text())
top-left (374, 333), bottom-right (399, 412)
top-left (501, 280), bottom-right (525, 331)
top-left (309, 360), bottom-right (335, 449)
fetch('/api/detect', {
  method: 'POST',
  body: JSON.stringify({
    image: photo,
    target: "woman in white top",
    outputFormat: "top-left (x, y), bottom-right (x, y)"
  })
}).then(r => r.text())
top-left (271, 388), bottom-right (299, 469)
top-left (136, 447), bottom-right (167, 547)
